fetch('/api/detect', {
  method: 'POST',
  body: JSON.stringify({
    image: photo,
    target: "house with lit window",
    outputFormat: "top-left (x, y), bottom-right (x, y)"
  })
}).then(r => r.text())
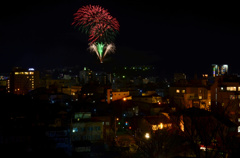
top-left (71, 112), bottom-right (103, 142)
top-left (71, 112), bottom-right (114, 155)
top-left (106, 89), bottom-right (130, 104)
top-left (169, 75), bottom-right (211, 111)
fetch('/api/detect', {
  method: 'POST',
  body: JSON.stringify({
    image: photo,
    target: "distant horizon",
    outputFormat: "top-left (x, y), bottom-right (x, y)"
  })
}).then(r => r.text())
top-left (1, 63), bottom-right (237, 81)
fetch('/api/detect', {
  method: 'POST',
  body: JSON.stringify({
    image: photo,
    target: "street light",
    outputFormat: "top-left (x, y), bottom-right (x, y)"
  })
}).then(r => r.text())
top-left (145, 133), bottom-right (150, 139)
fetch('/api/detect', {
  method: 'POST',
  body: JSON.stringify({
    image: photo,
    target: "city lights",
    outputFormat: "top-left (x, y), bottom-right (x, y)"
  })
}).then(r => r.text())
top-left (0, 0), bottom-right (239, 156)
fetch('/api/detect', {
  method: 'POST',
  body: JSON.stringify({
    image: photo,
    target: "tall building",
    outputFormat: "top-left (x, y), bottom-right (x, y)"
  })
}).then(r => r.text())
top-left (210, 75), bottom-right (240, 124)
top-left (212, 64), bottom-right (228, 77)
top-left (79, 67), bottom-right (92, 84)
top-left (0, 74), bottom-right (9, 93)
top-left (10, 67), bottom-right (40, 95)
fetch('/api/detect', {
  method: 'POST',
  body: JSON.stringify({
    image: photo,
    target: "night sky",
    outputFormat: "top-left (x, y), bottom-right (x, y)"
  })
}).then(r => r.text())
top-left (1, 0), bottom-right (240, 77)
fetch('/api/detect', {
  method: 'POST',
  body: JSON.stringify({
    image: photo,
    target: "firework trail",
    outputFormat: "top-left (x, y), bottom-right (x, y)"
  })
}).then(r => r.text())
top-left (89, 43), bottom-right (116, 63)
top-left (103, 43), bottom-right (116, 57)
top-left (89, 43), bottom-right (99, 58)
top-left (89, 43), bottom-right (104, 63)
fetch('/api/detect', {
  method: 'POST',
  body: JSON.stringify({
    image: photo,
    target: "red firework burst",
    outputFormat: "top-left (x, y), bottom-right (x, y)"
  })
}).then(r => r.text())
top-left (72, 5), bottom-right (120, 44)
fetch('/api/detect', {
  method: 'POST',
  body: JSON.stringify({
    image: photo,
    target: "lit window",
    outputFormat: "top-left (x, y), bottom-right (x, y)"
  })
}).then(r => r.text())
top-left (14, 72), bottom-right (19, 75)
top-left (227, 87), bottom-right (236, 91)
top-left (230, 95), bottom-right (236, 100)
top-left (152, 125), bottom-right (158, 130)
top-left (176, 89), bottom-right (180, 93)
top-left (238, 126), bottom-right (240, 133)
top-left (221, 87), bottom-right (224, 91)
top-left (158, 123), bottom-right (163, 129)
top-left (199, 96), bottom-right (202, 99)
top-left (72, 127), bottom-right (78, 133)
top-left (238, 118), bottom-right (240, 122)
top-left (182, 90), bottom-right (185, 93)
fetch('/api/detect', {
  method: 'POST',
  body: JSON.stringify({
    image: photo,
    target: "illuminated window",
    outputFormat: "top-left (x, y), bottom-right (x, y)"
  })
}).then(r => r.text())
top-left (158, 123), bottom-right (163, 129)
top-left (227, 87), bottom-right (236, 91)
top-left (199, 96), bottom-right (202, 99)
top-left (24, 72), bottom-right (29, 75)
top-left (221, 87), bottom-right (224, 91)
top-left (238, 126), bottom-right (240, 133)
top-left (230, 95), bottom-right (236, 100)
top-left (152, 125), bottom-right (158, 130)
top-left (238, 118), bottom-right (240, 122)
top-left (14, 72), bottom-right (19, 75)
top-left (72, 127), bottom-right (78, 133)
top-left (182, 90), bottom-right (185, 93)
top-left (176, 89), bottom-right (180, 93)
top-left (238, 87), bottom-right (240, 91)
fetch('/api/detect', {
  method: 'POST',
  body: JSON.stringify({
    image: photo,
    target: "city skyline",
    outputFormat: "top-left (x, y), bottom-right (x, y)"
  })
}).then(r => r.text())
top-left (1, 1), bottom-right (240, 75)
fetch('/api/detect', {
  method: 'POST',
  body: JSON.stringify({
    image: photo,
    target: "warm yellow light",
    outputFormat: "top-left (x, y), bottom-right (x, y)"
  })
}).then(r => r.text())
top-left (180, 116), bottom-right (184, 132)
top-left (145, 133), bottom-right (150, 139)
top-left (123, 97), bottom-right (127, 101)
top-left (116, 118), bottom-right (119, 121)
top-left (152, 125), bottom-right (158, 130)
top-left (158, 123), bottom-right (163, 129)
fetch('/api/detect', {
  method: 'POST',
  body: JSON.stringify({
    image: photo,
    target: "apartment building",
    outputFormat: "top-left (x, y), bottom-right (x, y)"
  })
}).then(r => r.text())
top-left (9, 67), bottom-right (39, 95)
